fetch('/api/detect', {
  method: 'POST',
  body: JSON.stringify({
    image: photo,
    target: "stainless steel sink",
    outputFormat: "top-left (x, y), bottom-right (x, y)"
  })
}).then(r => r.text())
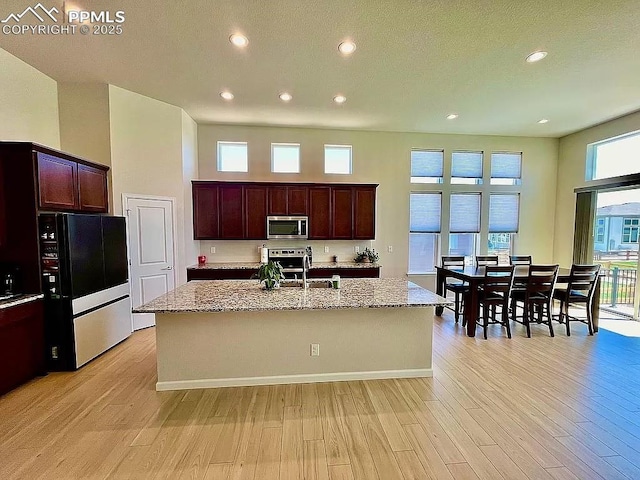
top-left (307, 280), bottom-right (333, 288)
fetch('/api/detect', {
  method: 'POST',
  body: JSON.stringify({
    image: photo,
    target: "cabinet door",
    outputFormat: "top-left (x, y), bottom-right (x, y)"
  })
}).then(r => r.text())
top-left (37, 153), bottom-right (78, 211)
top-left (354, 186), bottom-right (376, 239)
top-left (245, 185), bottom-right (268, 239)
top-left (308, 187), bottom-right (331, 239)
top-left (192, 184), bottom-right (219, 239)
top-left (267, 187), bottom-right (287, 215)
top-left (331, 187), bottom-right (353, 239)
top-left (219, 185), bottom-right (244, 239)
top-left (78, 164), bottom-right (108, 212)
top-left (287, 186), bottom-right (308, 215)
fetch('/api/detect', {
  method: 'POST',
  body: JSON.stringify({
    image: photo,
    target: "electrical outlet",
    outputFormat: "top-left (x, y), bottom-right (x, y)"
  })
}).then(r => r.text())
top-left (387, 245), bottom-right (393, 253)
top-left (354, 246), bottom-right (360, 253)
top-left (310, 343), bottom-right (320, 356)
top-left (324, 246), bottom-right (329, 253)
top-left (210, 246), bottom-right (216, 254)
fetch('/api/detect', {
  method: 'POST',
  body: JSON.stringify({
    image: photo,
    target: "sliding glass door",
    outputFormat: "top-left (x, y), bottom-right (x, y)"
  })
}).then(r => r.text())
top-left (594, 189), bottom-right (640, 320)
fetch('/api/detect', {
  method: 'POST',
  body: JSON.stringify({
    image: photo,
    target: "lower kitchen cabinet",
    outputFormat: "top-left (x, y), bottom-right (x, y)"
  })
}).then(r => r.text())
top-left (308, 267), bottom-right (380, 278)
top-left (0, 299), bottom-right (45, 396)
top-left (187, 268), bottom-right (258, 281)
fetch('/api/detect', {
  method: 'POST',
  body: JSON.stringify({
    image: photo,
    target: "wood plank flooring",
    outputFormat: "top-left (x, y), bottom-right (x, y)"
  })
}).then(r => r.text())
top-left (2, 313), bottom-right (640, 479)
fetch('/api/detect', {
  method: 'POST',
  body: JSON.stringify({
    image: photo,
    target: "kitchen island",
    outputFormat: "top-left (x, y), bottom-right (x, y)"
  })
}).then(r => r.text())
top-left (134, 278), bottom-right (450, 391)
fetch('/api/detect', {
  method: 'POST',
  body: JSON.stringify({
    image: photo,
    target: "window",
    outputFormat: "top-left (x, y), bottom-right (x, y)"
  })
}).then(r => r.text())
top-left (411, 150), bottom-right (443, 184)
top-left (217, 141), bottom-right (248, 172)
top-left (449, 193), bottom-right (481, 261)
top-left (487, 193), bottom-right (519, 262)
top-left (586, 131), bottom-right (640, 180)
top-left (324, 145), bottom-right (352, 174)
top-left (408, 193), bottom-right (441, 274)
top-left (488, 233), bottom-right (513, 263)
top-left (491, 152), bottom-right (522, 185)
top-left (622, 218), bottom-right (640, 243)
top-left (271, 143), bottom-right (300, 173)
top-left (595, 218), bottom-right (605, 243)
top-left (451, 151), bottom-right (483, 184)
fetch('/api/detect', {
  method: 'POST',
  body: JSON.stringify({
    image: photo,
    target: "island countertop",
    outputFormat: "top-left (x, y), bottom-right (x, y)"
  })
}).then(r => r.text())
top-left (134, 278), bottom-right (451, 314)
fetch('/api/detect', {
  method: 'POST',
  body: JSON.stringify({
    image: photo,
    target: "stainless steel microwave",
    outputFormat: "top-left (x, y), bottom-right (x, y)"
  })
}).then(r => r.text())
top-left (267, 216), bottom-right (308, 239)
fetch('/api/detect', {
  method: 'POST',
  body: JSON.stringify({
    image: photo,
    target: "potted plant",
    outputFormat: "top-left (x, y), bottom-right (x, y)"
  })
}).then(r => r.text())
top-left (256, 260), bottom-right (285, 290)
top-left (354, 247), bottom-right (379, 263)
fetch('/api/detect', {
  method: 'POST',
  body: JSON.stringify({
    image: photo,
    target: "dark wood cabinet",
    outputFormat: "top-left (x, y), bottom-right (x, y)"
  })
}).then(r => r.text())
top-left (193, 183), bottom-right (219, 239)
top-left (37, 153), bottom-right (78, 211)
top-left (288, 186), bottom-right (308, 215)
top-left (331, 187), bottom-right (353, 239)
top-left (245, 185), bottom-right (268, 239)
top-left (78, 164), bottom-right (108, 212)
top-left (0, 299), bottom-right (45, 396)
top-left (308, 187), bottom-right (332, 239)
top-left (354, 186), bottom-right (376, 239)
top-left (219, 185), bottom-right (244, 239)
top-left (187, 266), bottom-right (379, 281)
top-left (191, 181), bottom-right (376, 240)
top-left (35, 150), bottom-right (109, 213)
top-left (308, 267), bottom-right (380, 279)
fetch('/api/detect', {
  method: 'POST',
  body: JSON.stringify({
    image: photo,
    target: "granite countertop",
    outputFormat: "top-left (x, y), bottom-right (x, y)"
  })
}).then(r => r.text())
top-left (188, 261), bottom-right (381, 270)
top-left (0, 294), bottom-right (44, 310)
top-left (133, 278), bottom-right (451, 314)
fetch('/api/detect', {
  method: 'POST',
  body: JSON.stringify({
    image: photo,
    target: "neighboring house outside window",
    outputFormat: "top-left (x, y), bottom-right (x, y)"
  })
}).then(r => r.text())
top-left (593, 203), bottom-right (640, 252)
top-left (595, 218), bottom-right (605, 243)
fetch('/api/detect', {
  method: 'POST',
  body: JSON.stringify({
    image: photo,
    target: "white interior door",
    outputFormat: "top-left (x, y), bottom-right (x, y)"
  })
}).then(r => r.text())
top-left (124, 195), bottom-right (176, 330)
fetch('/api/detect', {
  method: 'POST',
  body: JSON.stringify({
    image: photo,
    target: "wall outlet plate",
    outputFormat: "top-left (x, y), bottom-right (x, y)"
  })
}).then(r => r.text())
top-left (310, 343), bottom-right (320, 356)
top-left (324, 246), bottom-right (329, 253)
top-left (354, 246), bottom-right (360, 253)
top-left (210, 246), bottom-right (216, 254)
top-left (387, 245), bottom-right (393, 253)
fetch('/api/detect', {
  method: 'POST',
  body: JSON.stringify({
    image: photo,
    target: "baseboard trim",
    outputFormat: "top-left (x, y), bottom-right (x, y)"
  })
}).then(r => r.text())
top-left (156, 368), bottom-right (433, 391)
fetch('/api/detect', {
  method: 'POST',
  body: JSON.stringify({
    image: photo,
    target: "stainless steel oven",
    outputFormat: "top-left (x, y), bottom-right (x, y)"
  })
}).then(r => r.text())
top-left (267, 216), bottom-right (308, 239)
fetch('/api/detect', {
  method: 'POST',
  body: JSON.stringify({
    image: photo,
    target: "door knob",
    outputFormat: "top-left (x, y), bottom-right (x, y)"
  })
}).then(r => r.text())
top-left (162, 266), bottom-right (173, 270)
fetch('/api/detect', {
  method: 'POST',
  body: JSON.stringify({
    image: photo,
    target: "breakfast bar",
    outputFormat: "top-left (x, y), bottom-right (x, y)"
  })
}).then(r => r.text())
top-left (134, 278), bottom-right (450, 391)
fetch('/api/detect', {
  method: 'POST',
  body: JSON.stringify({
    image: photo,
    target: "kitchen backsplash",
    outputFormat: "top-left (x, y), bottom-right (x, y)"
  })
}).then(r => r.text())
top-left (199, 240), bottom-right (375, 264)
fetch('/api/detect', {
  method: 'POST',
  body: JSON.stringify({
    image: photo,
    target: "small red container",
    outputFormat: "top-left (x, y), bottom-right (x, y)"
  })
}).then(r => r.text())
top-left (197, 255), bottom-right (207, 265)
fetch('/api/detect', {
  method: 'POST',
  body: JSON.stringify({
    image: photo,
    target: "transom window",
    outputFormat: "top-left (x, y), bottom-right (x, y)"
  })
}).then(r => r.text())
top-left (586, 131), bottom-right (640, 181)
top-left (411, 150), bottom-right (444, 184)
top-left (324, 145), bottom-right (352, 174)
top-left (271, 143), bottom-right (300, 173)
top-left (217, 141), bottom-right (248, 172)
top-left (491, 152), bottom-right (522, 185)
top-left (451, 151), bottom-right (483, 185)
top-left (622, 218), bottom-right (640, 243)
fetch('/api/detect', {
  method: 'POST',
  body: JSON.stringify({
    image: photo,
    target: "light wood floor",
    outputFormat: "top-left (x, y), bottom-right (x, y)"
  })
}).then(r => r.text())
top-left (2, 313), bottom-right (640, 480)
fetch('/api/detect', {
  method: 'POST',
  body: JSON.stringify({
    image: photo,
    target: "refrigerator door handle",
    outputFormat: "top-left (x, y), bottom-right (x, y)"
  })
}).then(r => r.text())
top-left (161, 266), bottom-right (173, 270)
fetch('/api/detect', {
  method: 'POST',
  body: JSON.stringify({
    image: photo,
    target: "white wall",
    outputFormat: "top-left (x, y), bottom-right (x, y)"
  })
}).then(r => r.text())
top-left (198, 124), bottom-right (559, 279)
top-left (182, 110), bottom-right (200, 272)
top-left (108, 86), bottom-right (189, 283)
top-left (0, 48), bottom-right (60, 147)
top-left (555, 110), bottom-right (640, 266)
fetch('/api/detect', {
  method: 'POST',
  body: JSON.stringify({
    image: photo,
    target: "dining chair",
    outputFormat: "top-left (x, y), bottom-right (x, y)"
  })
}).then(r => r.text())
top-left (553, 264), bottom-right (601, 336)
top-left (475, 255), bottom-right (499, 267)
top-left (509, 255), bottom-right (532, 265)
top-left (441, 256), bottom-right (468, 323)
top-left (477, 265), bottom-right (515, 339)
top-left (511, 264), bottom-right (559, 337)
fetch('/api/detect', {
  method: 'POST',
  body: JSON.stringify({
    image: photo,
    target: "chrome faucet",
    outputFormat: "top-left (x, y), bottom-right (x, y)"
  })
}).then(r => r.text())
top-left (302, 253), bottom-right (311, 289)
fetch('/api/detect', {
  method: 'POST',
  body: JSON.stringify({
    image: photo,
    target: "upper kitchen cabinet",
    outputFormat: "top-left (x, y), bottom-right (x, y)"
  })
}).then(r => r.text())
top-left (267, 185), bottom-right (308, 215)
top-left (192, 182), bottom-right (220, 239)
top-left (244, 185), bottom-right (268, 239)
top-left (78, 164), bottom-right (109, 212)
top-left (219, 184), bottom-right (245, 239)
top-left (308, 186), bottom-right (332, 239)
top-left (353, 186), bottom-right (377, 239)
top-left (37, 152), bottom-right (79, 211)
top-left (331, 187), bottom-right (353, 239)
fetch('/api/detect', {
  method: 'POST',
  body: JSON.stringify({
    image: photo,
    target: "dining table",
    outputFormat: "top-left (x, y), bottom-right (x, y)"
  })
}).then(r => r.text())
top-left (435, 265), bottom-right (602, 337)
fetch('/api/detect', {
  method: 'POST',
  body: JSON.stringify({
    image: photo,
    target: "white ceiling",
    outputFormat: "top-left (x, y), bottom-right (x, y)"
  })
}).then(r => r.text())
top-left (1, 0), bottom-right (639, 137)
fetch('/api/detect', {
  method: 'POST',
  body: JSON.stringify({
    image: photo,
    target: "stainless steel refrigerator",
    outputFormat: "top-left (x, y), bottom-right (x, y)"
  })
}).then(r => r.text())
top-left (39, 213), bottom-right (132, 370)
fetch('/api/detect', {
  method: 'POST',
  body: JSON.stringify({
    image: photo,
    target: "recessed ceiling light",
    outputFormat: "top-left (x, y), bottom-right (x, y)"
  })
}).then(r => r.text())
top-left (338, 41), bottom-right (357, 55)
top-left (333, 95), bottom-right (347, 104)
top-left (279, 92), bottom-right (293, 102)
top-left (446, 113), bottom-right (459, 120)
top-left (229, 34), bottom-right (248, 48)
top-left (220, 91), bottom-right (234, 100)
top-left (538, 118), bottom-right (549, 124)
top-left (526, 51), bottom-right (547, 63)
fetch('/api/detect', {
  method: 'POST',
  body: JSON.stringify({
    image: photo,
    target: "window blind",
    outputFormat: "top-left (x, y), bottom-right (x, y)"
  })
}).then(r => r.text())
top-left (449, 193), bottom-right (481, 233)
top-left (410, 193), bottom-right (441, 232)
top-left (411, 150), bottom-right (443, 178)
top-left (491, 153), bottom-right (522, 179)
top-left (489, 194), bottom-right (520, 232)
top-left (451, 151), bottom-right (483, 178)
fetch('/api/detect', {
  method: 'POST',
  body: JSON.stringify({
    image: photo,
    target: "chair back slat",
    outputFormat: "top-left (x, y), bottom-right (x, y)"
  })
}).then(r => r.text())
top-left (482, 265), bottom-right (514, 295)
top-left (526, 264), bottom-right (559, 295)
top-left (476, 255), bottom-right (499, 267)
top-left (567, 264), bottom-right (600, 297)
top-left (442, 256), bottom-right (465, 268)
top-left (510, 255), bottom-right (532, 266)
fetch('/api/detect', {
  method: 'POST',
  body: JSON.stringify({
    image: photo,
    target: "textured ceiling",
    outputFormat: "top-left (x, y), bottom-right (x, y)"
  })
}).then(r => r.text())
top-left (1, 0), bottom-right (639, 137)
